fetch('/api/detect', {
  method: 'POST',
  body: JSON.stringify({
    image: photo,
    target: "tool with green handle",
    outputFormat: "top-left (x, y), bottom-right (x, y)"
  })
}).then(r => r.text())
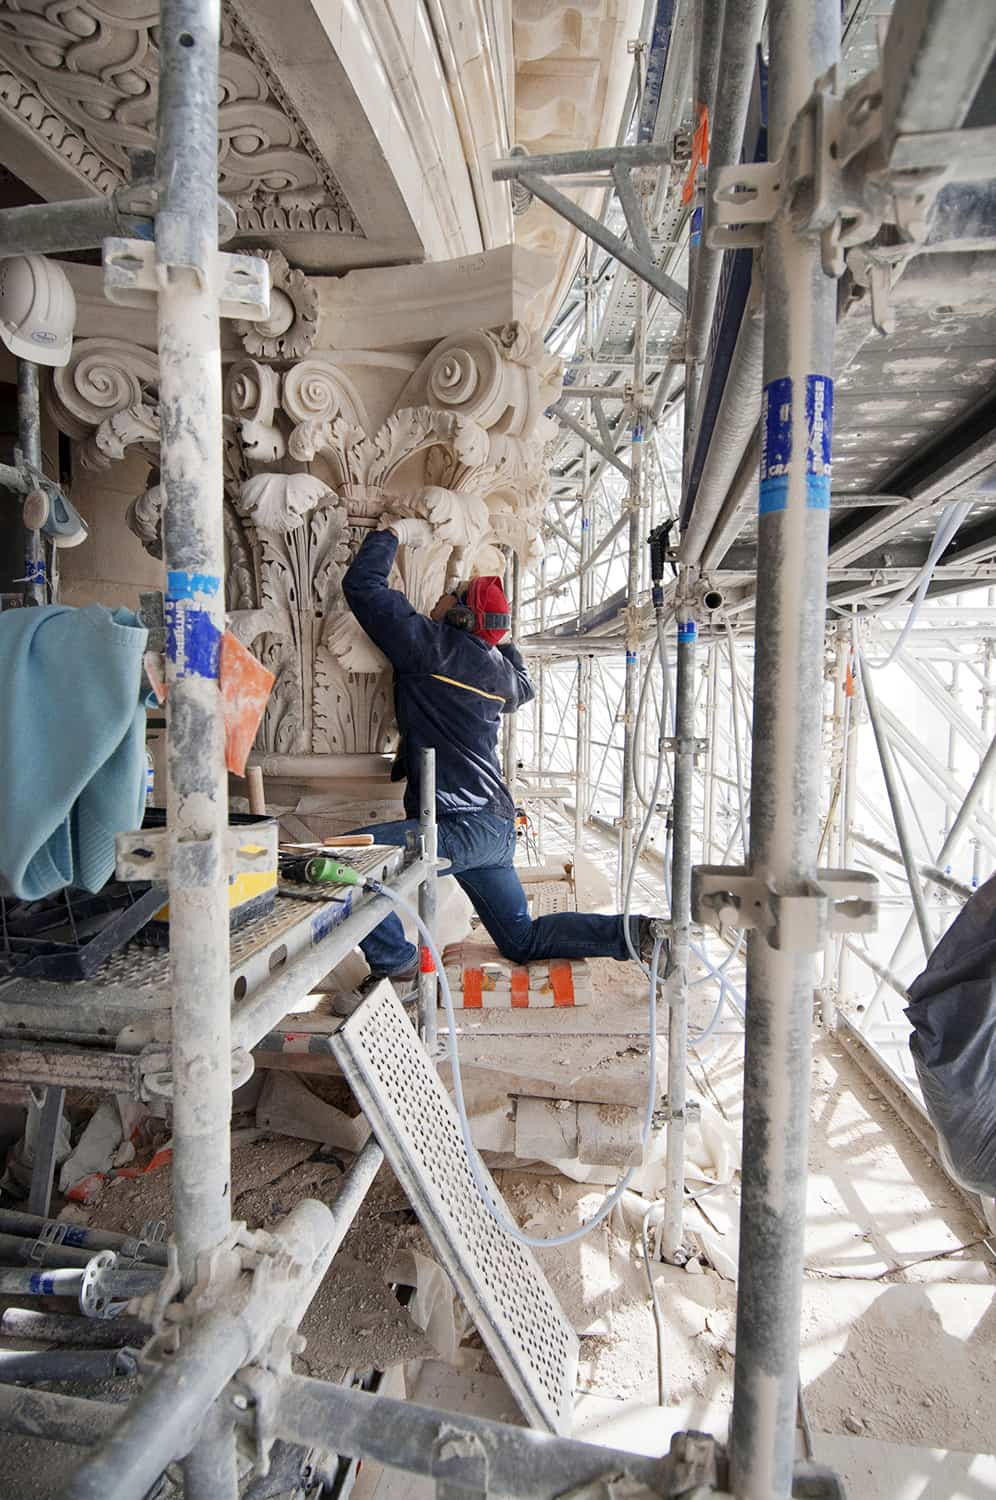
top-left (279, 856), bottom-right (365, 887)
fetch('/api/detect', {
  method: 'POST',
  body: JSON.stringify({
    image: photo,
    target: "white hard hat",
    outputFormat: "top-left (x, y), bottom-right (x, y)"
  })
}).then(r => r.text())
top-left (0, 255), bottom-right (76, 367)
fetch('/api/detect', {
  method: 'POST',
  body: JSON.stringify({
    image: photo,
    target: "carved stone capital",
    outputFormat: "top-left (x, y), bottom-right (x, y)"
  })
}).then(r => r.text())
top-left (52, 315), bottom-right (558, 761)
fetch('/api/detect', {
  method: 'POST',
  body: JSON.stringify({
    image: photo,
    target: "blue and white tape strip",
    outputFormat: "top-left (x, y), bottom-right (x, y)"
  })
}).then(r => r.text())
top-left (165, 569), bottom-right (222, 681)
top-left (759, 374), bottom-right (834, 515)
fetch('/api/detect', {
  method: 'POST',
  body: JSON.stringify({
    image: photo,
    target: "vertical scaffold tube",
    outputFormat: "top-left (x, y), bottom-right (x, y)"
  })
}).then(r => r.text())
top-left (504, 554), bottom-right (521, 785)
top-left (16, 360), bottom-right (45, 605)
top-left (418, 747), bottom-right (438, 1054)
top-left (730, 0), bottom-right (840, 1494)
top-left (620, 269), bottom-right (647, 896)
top-left (659, 604), bottom-right (695, 1264)
top-left (576, 335), bottom-right (593, 854)
top-left (860, 660), bottom-right (933, 959)
top-left (155, 0), bottom-right (235, 1494)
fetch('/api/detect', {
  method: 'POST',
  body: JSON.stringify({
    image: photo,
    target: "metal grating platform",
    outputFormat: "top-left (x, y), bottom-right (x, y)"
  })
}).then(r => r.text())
top-left (0, 847), bottom-right (405, 1041)
top-left (332, 982), bottom-right (579, 1435)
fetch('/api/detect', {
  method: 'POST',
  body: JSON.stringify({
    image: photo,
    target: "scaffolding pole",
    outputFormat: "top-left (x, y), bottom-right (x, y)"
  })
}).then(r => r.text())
top-left (152, 0), bottom-right (236, 1491)
top-left (729, 0), bottom-right (839, 1494)
top-left (504, 554), bottom-right (522, 785)
top-left (659, 600), bottom-right (695, 1264)
top-left (974, 596), bottom-right (996, 888)
top-left (681, 0), bottom-right (726, 489)
top-left (417, 746), bottom-right (439, 1053)
top-left (15, 360), bottom-right (45, 606)
top-left (575, 259), bottom-right (595, 855)
top-left (537, 556), bottom-right (547, 854)
top-left (620, 264), bottom-right (648, 897)
top-left (859, 658), bottom-right (934, 959)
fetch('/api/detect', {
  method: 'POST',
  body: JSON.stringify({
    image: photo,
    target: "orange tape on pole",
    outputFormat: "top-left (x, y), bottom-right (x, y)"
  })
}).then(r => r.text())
top-left (681, 104), bottom-right (710, 206)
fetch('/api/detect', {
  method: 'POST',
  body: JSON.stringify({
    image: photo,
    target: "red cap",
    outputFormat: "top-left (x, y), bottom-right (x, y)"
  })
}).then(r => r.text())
top-left (466, 576), bottom-right (510, 645)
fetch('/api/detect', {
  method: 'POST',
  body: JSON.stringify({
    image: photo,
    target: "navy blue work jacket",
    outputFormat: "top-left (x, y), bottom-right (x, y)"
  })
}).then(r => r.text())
top-left (342, 530), bottom-right (534, 819)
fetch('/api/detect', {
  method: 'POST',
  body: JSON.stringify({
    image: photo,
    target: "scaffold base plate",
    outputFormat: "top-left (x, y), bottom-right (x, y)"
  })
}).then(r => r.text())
top-left (332, 981), bottom-right (579, 1435)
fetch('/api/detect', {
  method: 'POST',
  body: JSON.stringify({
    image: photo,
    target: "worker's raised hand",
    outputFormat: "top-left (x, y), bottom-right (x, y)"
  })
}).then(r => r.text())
top-left (384, 516), bottom-right (434, 547)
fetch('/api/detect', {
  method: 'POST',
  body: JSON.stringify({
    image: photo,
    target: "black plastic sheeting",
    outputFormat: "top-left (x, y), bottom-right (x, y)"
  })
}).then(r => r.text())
top-left (906, 871), bottom-right (996, 1198)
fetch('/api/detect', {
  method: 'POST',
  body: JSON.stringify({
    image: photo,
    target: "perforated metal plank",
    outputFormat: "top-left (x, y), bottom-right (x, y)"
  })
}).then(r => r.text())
top-left (332, 982), bottom-right (579, 1435)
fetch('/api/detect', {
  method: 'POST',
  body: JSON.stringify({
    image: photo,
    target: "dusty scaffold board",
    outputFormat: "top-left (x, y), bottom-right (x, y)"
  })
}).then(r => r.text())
top-left (332, 982), bottom-right (579, 1435)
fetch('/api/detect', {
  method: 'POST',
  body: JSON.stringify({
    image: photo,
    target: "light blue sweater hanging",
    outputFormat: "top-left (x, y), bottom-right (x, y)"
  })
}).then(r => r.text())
top-left (0, 604), bottom-right (148, 900)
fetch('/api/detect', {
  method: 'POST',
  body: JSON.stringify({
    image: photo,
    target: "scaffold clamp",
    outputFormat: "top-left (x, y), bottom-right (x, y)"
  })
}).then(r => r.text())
top-left (103, 236), bottom-right (270, 322)
top-left (692, 866), bottom-right (878, 951)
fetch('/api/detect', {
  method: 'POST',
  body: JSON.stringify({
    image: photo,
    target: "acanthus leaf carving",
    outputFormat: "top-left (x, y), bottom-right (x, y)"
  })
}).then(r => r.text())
top-left (224, 500), bottom-right (257, 610)
top-left (93, 401), bottom-right (161, 469)
top-left (322, 612), bottom-right (390, 677)
top-left (126, 483), bottom-right (163, 562)
top-left (237, 472), bottom-right (331, 534)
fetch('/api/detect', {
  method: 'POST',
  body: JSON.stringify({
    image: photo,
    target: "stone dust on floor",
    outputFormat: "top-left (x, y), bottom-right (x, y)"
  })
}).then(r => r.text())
top-left (1, 1017), bottom-right (992, 1496)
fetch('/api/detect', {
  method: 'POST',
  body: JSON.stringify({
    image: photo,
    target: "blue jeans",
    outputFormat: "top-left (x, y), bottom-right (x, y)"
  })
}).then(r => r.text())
top-left (353, 812), bottom-right (640, 976)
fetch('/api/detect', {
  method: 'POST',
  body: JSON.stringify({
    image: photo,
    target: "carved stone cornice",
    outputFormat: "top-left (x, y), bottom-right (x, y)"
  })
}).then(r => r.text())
top-left (0, 0), bottom-right (361, 238)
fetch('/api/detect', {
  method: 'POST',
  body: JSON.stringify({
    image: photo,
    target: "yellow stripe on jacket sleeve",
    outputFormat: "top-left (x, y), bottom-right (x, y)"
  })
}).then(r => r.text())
top-left (431, 673), bottom-right (506, 704)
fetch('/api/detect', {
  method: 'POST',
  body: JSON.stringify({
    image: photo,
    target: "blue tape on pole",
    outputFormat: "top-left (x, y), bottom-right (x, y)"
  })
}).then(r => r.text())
top-left (632, 424), bottom-right (644, 444)
top-left (805, 374), bottom-right (833, 510)
top-left (29, 1273), bottom-right (56, 1295)
top-left (626, 650), bottom-right (638, 666)
top-left (165, 598), bottom-right (221, 680)
top-left (690, 205), bottom-right (703, 246)
top-left (759, 375), bottom-right (834, 514)
top-left (25, 558), bottom-right (47, 584)
top-left (581, 518), bottom-right (590, 531)
top-left (678, 622), bottom-right (697, 643)
top-left (165, 570), bottom-right (221, 599)
top-left (759, 375), bottom-right (792, 515)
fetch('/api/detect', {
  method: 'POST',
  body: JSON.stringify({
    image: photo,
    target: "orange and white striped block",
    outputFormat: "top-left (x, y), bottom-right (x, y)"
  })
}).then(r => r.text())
top-left (442, 940), bottom-right (592, 1009)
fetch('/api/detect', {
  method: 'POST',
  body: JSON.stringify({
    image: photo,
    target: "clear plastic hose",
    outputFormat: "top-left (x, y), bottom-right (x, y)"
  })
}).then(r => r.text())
top-left (367, 880), bottom-right (665, 1249)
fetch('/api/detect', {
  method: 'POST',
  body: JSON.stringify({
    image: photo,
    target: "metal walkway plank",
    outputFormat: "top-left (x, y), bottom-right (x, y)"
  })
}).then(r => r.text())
top-left (332, 983), bottom-right (579, 1435)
